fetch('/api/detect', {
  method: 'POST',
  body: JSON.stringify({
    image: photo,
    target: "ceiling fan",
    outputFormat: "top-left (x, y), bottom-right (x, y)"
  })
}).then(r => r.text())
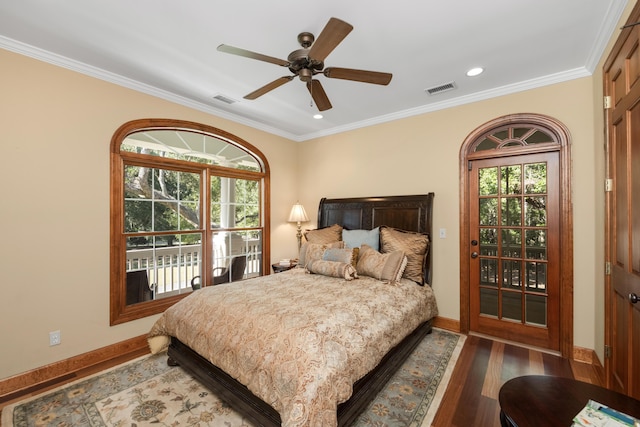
top-left (217, 17), bottom-right (392, 111)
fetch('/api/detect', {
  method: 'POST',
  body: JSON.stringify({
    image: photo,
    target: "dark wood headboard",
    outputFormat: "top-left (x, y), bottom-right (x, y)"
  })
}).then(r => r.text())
top-left (317, 193), bottom-right (435, 285)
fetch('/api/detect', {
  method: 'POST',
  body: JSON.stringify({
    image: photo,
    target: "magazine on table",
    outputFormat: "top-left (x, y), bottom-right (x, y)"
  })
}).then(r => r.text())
top-left (572, 400), bottom-right (640, 427)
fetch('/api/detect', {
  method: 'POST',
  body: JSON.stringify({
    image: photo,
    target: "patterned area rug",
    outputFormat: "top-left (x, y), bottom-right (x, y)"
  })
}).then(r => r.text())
top-left (3, 328), bottom-right (463, 427)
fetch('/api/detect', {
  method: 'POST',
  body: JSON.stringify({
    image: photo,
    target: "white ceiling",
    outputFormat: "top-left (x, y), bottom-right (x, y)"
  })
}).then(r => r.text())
top-left (0, 1), bottom-right (628, 141)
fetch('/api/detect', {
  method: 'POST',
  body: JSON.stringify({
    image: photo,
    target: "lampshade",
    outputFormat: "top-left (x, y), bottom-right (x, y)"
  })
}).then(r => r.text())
top-left (288, 202), bottom-right (309, 223)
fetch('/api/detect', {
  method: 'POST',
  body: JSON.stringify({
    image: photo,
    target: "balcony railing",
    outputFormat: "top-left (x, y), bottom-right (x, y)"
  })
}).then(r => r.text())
top-left (126, 238), bottom-right (262, 298)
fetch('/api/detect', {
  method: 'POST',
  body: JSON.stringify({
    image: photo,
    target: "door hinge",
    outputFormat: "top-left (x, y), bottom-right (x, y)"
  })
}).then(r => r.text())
top-left (468, 160), bottom-right (472, 171)
top-left (604, 345), bottom-right (612, 358)
top-left (605, 262), bottom-right (611, 275)
top-left (604, 95), bottom-right (612, 109)
top-left (605, 178), bottom-right (613, 192)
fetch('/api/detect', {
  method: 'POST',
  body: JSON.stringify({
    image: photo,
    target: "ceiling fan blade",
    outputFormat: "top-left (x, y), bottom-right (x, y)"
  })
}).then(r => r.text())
top-left (307, 18), bottom-right (353, 62)
top-left (244, 76), bottom-right (294, 100)
top-left (217, 44), bottom-right (289, 67)
top-left (323, 67), bottom-right (392, 85)
top-left (307, 79), bottom-right (332, 111)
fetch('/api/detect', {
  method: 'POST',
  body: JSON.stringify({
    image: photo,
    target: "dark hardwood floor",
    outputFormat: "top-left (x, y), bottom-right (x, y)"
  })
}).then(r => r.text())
top-left (431, 334), bottom-right (604, 427)
top-left (0, 333), bottom-right (604, 427)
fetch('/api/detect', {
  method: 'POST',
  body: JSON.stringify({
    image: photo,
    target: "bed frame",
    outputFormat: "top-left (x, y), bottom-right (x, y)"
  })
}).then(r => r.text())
top-left (167, 193), bottom-right (435, 426)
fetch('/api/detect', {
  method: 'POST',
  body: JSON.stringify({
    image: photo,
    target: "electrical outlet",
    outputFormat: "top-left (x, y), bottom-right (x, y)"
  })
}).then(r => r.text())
top-left (439, 228), bottom-right (446, 239)
top-left (49, 330), bottom-right (61, 346)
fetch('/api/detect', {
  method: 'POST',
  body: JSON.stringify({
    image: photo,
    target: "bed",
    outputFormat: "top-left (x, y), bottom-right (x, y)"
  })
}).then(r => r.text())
top-left (148, 193), bottom-right (437, 426)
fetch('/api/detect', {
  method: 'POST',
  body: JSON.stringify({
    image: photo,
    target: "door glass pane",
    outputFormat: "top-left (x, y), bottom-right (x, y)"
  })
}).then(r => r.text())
top-left (480, 198), bottom-right (498, 225)
top-left (526, 262), bottom-right (547, 292)
top-left (525, 230), bottom-right (547, 260)
top-left (502, 260), bottom-right (522, 288)
top-left (502, 291), bottom-right (522, 321)
top-left (502, 229), bottom-right (522, 257)
top-left (480, 228), bottom-right (498, 256)
top-left (524, 131), bottom-right (553, 145)
top-left (526, 294), bottom-right (547, 326)
top-left (524, 162), bottom-right (547, 194)
top-left (501, 165), bottom-right (522, 194)
top-left (480, 288), bottom-right (498, 317)
top-left (480, 258), bottom-right (498, 286)
top-left (479, 167), bottom-right (499, 195)
top-left (501, 197), bottom-right (522, 226)
top-left (525, 196), bottom-right (547, 226)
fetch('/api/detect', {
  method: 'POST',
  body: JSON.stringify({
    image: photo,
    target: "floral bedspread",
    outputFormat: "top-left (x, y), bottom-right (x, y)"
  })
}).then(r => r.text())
top-left (147, 268), bottom-right (438, 427)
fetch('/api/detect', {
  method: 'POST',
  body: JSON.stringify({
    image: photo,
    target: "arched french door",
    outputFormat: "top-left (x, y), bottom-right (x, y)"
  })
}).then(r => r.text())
top-left (459, 113), bottom-right (573, 356)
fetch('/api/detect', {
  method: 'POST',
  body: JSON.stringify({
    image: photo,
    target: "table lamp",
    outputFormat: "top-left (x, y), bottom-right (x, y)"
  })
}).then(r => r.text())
top-left (288, 202), bottom-right (309, 251)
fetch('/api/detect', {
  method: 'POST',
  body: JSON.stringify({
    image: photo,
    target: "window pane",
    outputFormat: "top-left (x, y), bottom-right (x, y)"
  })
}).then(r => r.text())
top-left (125, 200), bottom-right (152, 232)
top-left (212, 177), bottom-right (260, 229)
top-left (234, 179), bottom-right (260, 228)
top-left (122, 129), bottom-right (261, 171)
top-left (126, 233), bottom-right (202, 299)
top-left (212, 230), bottom-right (263, 279)
top-left (154, 201), bottom-right (178, 231)
top-left (125, 166), bottom-right (201, 233)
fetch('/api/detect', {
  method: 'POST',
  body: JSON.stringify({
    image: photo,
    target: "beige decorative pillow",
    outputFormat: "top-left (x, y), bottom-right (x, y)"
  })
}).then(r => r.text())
top-left (306, 259), bottom-right (358, 280)
top-left (304, 224), bottom-right (343, 244)
top-left (298, 241), bottom-right (344, 269)
top-left (322, 247), bottom-right (359, 269)
top-left (356, 244), bottom-right (407, 283)
top-left (380, 226), bottom-right (429, 284)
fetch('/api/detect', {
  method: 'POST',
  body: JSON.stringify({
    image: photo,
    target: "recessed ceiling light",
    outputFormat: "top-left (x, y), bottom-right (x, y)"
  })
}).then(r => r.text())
top-left (466, 67), bottom-right (484, 77)
top-left (313, 114), bottom-right (323, 119)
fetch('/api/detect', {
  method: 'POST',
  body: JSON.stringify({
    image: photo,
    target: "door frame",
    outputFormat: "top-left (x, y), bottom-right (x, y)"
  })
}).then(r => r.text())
top-left (459, 113), bottom-right (574, 358)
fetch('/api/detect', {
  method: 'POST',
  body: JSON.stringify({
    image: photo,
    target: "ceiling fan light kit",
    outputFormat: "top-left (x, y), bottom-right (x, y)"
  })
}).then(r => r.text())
top-left (217, 17), bottom-right (393, 111)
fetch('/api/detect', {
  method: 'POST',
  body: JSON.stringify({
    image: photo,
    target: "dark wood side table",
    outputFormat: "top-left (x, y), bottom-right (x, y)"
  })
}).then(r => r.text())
top-left (272, 261), bottom-right (297, 273)
top-left (499, 375), bottom-right (640, 427)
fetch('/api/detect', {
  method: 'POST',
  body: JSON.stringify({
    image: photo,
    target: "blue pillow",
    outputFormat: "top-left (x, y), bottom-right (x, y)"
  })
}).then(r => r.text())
top-left (342, 227), bottom-right (380, 251)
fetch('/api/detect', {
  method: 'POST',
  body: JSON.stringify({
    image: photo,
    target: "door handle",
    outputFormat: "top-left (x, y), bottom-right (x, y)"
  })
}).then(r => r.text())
top-left (630, 293), bottom-right (639, 304)
top-left (471, 251), bottom-right (478, 259)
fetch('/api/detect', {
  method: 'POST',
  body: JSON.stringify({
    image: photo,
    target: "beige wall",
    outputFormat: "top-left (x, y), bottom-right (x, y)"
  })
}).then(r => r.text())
top-left (298, 77), bottom-right (600, 349)
top-left (0, 49), bottom-right (299, 379)
top-left (1, 1), bottom-right (633, 379)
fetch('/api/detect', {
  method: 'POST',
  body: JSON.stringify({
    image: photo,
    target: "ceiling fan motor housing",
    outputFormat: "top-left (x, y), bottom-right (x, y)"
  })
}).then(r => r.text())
top-left (287, 48), bottom-right (324, 81)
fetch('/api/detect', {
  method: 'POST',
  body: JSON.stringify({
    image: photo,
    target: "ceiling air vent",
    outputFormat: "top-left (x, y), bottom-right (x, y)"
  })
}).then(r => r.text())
top-left (425, 81), bottom-right (456, 95)
top-left (213, 94), bottom-right (238, 104)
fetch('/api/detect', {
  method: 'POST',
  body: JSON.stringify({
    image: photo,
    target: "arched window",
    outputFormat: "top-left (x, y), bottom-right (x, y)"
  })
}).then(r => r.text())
top-left (110, 119), bottom-right (270, 325)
